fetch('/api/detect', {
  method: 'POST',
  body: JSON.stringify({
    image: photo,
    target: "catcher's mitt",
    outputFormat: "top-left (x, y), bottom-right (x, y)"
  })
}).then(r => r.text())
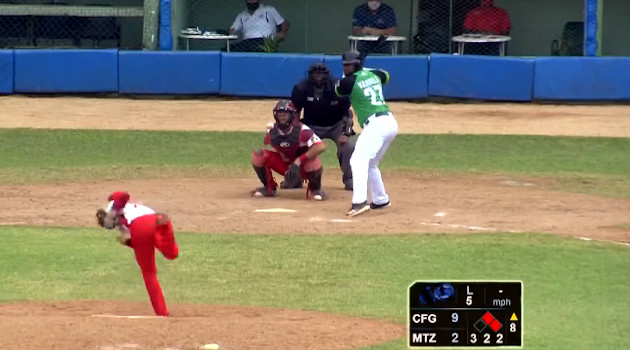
top-left (96, 208), bottom-right (119, 230)
top-left (281, 162), bottom-right (304, 189)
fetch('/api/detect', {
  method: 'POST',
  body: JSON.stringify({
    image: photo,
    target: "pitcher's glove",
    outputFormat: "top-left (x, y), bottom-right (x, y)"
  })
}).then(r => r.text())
top-left (96, 208), bottom-right (119, 230)
top-left (281, 162), bottom-right (304, 189)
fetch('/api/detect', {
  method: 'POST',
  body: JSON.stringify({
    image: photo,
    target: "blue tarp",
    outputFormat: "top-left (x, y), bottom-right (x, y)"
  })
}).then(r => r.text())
top-left (584, 0), bottom-right (598, 56)
top-left (159, 0), bottom-right (173, 50)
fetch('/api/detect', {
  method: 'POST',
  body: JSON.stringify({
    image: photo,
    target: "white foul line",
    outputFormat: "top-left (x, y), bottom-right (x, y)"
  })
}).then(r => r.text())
top-left (578, 237), bottom-right (630, 247)
top-left (91, 314), bottom-right (166, 319)
top-left (254, 208), bottom-right (297, 213)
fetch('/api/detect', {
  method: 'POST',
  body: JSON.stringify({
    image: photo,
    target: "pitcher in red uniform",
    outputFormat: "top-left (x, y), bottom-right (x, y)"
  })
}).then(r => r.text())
top-left (96, 191), bottom-right (178, 316)
top-left (250, 99), bottom-right (328, 200)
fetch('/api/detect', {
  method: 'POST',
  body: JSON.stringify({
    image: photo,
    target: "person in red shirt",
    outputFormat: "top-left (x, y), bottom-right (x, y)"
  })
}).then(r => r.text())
top-left (250, 99), bottom-right (327, 200)
top-left (463, 0), bottom-right (510, 35)
top-left (96, 191), bottom-right (178, 317)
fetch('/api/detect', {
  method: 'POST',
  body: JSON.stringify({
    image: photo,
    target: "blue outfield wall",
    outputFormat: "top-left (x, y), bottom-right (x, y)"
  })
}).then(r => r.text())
top-left (533, 57), bottom-right (630, 101)
top-left (324, 55), bottom-right (429, 99)
top-left (2, 49), bottom-right (630, 101)
top-left (119, 51), bottom-right (221, 94)
top-left (428, 54), bottom-right (534, 101)
top-left (0, 50), bottom-right (13, 93)
top-left (14, 49), bottom-right (118, 93)
top-left (220, 53), bottom-right (324, 97)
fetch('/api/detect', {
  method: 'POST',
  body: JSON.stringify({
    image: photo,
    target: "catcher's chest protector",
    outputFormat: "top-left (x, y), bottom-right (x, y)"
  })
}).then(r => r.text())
top-left (269, 126), bottom-right (302, 161)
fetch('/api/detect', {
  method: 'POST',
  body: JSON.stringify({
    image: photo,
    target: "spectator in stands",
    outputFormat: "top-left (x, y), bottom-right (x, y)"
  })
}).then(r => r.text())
top-left (462, 0), bottom-right (511, 55)
top-left (352, 0), bottom-right (397, 54)
top-left (463, 0), bottom-right (510, 36)
top-left (229, 0), bottom-right (290, 52)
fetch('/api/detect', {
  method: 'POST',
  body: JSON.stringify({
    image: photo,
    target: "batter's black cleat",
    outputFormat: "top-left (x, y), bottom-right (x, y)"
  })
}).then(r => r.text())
top-left (346, 201), bottom-right (370, 217)
top-left (370, 201), bottom-right (391, 210)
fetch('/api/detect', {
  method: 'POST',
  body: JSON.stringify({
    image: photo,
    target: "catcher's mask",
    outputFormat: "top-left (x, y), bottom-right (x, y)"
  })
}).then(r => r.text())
top-left (308, 62), bottom-right (330, 87)
top-left (273, 99), bottom-right (297, 130)
top-left (342, 50), bottom-right (362, 75)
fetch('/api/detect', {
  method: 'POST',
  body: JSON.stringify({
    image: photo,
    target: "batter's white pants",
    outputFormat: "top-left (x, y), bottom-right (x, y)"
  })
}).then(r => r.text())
top-left (350, 112), bottom-right (398, 205)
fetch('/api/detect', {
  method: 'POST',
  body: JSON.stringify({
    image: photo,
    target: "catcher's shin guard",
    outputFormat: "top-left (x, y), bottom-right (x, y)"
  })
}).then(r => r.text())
top-left (253, 165), bottom-right (277, 196)
top-left (305, 168), bottom-right (326, 200)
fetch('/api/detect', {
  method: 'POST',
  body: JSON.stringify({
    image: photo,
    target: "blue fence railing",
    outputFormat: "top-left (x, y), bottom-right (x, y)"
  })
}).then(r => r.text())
top-left (1, 50), bottom-right (629, 101)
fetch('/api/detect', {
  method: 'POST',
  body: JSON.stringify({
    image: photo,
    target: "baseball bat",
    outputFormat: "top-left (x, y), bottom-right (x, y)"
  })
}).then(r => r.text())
top-left (358, 35), bottom-right (387, 64)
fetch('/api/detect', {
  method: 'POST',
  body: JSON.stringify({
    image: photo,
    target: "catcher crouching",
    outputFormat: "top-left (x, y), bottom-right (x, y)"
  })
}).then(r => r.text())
top-left (251, 99), bottom-right (327, 200)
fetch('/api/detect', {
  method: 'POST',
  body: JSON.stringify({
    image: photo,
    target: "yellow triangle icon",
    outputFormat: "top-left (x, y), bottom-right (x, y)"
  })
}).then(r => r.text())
top-left (510, 313), bottom-right (518, 321)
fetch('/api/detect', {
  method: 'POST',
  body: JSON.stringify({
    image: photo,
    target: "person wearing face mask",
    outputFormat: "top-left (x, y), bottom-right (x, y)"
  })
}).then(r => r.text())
top-left (462, 0), bottom-right (511, 55)
top-left (250, 99), bottom-right (327, 200)
top-left (229, 0), bottom-right (290, 52)
top-left (286, 62), bottom-right (355, 191)
top-left (352, 0), bottom-right (397, 54)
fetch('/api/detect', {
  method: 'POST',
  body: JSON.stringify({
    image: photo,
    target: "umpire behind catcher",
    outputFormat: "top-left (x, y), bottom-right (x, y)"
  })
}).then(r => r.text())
top-left (284, 62), bottom-right (355, 191)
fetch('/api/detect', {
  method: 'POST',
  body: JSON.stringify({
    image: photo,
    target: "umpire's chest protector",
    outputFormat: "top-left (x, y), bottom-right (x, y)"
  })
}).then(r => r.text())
top-left (269, 125), bottom-right (303, 160)
top-left (301, 81), bottom-right (346, 127)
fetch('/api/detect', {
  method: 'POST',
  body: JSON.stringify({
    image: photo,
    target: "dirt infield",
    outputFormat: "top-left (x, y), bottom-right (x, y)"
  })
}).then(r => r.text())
top-left (1, 96), bottom-right (629, 137)
top-left (0, 301), bottom-right (405, 350)
top-left (1, 173), bottom-right (628, 242)
top-left (0, 96), bottom-right (629, 350)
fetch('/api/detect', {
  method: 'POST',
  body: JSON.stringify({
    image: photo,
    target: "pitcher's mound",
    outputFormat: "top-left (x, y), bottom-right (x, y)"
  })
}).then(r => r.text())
top-left (0, 300), bottom-right (404, 350)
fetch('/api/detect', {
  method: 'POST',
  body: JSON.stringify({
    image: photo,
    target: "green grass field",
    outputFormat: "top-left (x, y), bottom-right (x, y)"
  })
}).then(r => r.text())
top-left (1, 129), bottom-right (629, 349)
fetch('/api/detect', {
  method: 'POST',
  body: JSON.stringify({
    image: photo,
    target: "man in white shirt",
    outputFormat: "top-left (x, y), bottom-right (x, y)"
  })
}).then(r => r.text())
top-left (229, 0), bottom-right (290, 52)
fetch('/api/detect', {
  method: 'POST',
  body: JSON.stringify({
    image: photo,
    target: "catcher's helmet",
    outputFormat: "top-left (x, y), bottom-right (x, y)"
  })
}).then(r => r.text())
top-left (308, 62), bottom-right (330, 86)
top-left (273, 99), bottom-right (298, 129)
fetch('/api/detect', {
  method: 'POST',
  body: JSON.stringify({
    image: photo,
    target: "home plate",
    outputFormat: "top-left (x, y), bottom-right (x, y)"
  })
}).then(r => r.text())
top-left (254, 208), bottom-right (297, 213)
top-left (91, 314), bottom-right (166, 319)
top-left (331, 219), bottom-right (353, 223)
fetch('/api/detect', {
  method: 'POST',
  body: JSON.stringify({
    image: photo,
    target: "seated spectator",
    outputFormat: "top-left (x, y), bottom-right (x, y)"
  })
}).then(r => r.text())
top-left (352, 0), bottom-right (397, 54)
top-left (463, 0), bottom-right (510, 35)
top-left (462, 0), bottom-right (511, 55)
top-left (229, 0), bottom-right (289, 52)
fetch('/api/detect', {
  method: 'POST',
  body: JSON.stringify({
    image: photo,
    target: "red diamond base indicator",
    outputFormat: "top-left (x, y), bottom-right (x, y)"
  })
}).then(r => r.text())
top-left (482, 311), bottom-right (495, 325)
top-left (490, 319), bottom-right (502, 332)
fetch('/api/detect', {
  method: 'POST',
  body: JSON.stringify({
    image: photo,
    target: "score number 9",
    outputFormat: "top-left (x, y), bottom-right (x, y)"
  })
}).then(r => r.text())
top-left (451, 313), bottom-right (459, 343)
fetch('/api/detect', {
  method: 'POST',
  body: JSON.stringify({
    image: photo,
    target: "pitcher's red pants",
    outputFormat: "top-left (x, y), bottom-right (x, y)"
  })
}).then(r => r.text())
top-left (128, 214), bottom-right (179, 316)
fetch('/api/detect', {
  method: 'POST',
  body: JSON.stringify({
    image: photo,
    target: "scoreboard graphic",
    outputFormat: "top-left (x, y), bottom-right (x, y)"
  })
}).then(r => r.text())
top-left (408, 281), bottom-right (523, 348)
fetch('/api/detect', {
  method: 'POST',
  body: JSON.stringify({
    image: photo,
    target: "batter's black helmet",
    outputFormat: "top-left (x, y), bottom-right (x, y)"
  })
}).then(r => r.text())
top-left (342, 50), bottom-right (362, 73)
top-left (273, 99), bottom-right (298, 129)
top-left (342, 50), bottom-right (362, 65)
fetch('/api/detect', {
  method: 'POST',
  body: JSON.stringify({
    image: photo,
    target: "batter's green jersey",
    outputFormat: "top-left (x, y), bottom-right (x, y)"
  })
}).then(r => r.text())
top-left (335, 68), bottom-right (391, 128)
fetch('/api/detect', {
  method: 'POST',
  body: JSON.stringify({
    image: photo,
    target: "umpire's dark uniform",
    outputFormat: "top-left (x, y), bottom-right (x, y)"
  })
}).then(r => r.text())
top-left (290, 65), bottom-right (355, 190)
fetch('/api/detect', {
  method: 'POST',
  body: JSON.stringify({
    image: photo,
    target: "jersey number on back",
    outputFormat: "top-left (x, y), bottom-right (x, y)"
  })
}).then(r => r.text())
top-left (363, 85), bottom-right (384, 106)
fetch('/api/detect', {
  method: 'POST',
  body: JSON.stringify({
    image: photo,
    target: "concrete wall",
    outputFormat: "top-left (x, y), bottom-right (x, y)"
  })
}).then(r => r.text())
top-left (601, 0), bottom-right (630, 56)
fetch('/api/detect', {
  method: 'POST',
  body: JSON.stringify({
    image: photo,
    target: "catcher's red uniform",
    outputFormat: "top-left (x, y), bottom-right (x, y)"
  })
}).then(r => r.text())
top-left (107, 192), bottom-right (178, 316)
top-left (254, 122), bottom-right (323, 176)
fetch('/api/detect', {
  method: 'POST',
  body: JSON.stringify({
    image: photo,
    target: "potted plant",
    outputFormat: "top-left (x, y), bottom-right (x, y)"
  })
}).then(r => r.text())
top-left (260, 36), bottom-right (279, 53)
